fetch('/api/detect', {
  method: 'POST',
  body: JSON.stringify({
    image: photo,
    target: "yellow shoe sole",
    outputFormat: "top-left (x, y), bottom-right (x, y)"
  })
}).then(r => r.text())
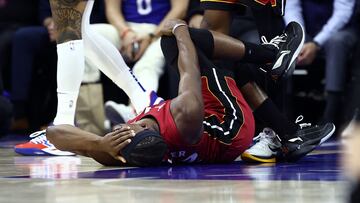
top-left (241, 152), bottom-right (277, 163)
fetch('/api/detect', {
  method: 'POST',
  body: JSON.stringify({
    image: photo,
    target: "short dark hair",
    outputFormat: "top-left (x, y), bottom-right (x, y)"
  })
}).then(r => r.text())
top-left (121, 130), bottom-right (168, 167)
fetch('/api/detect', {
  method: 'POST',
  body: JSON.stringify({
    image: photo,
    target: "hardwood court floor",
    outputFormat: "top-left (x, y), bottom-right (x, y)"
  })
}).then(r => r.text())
top-left (0, 136), bottom-right (348, 203)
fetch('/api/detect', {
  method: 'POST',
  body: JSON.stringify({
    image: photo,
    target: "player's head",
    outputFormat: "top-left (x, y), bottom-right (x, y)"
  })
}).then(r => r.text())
top-left (121, 129), bottom-right (168, 167)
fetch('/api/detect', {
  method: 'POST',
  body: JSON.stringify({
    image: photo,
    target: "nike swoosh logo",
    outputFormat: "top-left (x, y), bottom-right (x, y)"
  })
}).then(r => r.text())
top-left (272, 50), bottom-right (291, 70)
top-left (288, 137), bottom-right (303, 142)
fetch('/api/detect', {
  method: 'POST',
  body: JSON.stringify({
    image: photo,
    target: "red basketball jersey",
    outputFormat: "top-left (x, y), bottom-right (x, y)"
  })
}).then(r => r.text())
top-left (128, 76), bottom-right (255, 164)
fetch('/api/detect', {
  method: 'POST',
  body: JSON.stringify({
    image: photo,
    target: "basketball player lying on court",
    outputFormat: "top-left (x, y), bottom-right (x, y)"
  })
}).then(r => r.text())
top-left (46, 20), bottom-right (335, 166)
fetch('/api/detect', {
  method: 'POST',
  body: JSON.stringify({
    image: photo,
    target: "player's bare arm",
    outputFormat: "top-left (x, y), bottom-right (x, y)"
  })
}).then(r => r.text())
top-left (46, 125), bottom-right (134, 165)
top-left (49, 0), bottom-right (88, 43)
top-left (162, 20), bottom-right (204, 145)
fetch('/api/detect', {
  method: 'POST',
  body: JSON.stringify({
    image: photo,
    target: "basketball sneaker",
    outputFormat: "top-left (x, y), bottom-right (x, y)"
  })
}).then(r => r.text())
top-left (105, 90), bottom-right (164, 124)
top-left (14, 130), bottom-right (75, 156)
top-left (261, 21), bottom-right (305, 80)
top-left (241, 128), bottom-right (282, 163)
top-left (105, 101), bottom-right (136, 124)
top-left (241, 116), bottom-right (335, 163)
top-left (280, 122), bottom-right (336, 162)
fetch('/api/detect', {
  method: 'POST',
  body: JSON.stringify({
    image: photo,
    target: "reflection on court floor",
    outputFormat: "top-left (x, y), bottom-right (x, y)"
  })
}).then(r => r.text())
top-left (0, 140), bottom-right (348, 203)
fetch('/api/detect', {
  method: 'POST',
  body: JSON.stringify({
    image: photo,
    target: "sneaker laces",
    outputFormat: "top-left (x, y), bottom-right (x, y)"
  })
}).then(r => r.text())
top-left (29, 130), bottom-right (48, 144)
top-left (252, 128), bottom-right (280, 149)
top-left (295, 115), bottom-right (312, 129)
top-left (261, 34), bottom-right (287, 50)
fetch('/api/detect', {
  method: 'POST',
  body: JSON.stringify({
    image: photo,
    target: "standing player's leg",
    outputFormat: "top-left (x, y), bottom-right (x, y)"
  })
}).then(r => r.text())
top-left (14, 0), bottom-right (88, 156)
top-left (81, 1), bottom-right (163, 113)
top-left (242, 0), bottom-right (286, 40)
top-left (242, 0), bottom-right (289, 121)
top-left (50, 0), bottom-right (88, 126)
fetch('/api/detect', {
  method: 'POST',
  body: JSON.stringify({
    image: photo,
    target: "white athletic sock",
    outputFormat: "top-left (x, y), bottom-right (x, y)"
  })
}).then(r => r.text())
top-left (82, 0), bottom-right (151, 113)
top-left (53, 40), bottom-right (85, 125)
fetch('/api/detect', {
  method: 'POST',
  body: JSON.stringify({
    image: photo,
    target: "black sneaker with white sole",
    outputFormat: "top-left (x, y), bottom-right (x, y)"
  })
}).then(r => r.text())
top-left (280, 123), bottom-right (336, 162)
top-left (261, 21), bottom-right (305, 80)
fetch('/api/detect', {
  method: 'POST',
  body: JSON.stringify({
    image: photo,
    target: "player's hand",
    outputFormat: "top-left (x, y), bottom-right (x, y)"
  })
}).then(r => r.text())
top-left (133, 35), bottom-right (152, 61)
top-left (161, 19), bottom-right (187, 36)
top-left (297, 42), bottom-right (319, 66)
top-left (120, 30), bottom-right (137, 61)
top-left (99, 126), bottom-right (135, 163)
top-left (113, 123), bottom-right (147, 134)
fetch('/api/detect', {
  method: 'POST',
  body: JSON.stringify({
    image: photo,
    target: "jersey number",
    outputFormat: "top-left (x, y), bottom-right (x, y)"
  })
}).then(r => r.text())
top-left (137, 0), bottom-right (152, 15)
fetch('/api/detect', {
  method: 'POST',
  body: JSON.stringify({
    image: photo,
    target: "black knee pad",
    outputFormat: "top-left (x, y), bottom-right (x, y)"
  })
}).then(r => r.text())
top-left (234, 64), bottom-right (256, 88)
top-left (161, 36), bottom-right (179, 68)
top-left (188, 28), bottom-right (214, 58)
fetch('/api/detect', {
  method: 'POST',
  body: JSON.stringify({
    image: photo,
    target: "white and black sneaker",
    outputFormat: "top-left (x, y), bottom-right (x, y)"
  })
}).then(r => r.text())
top-left (105, 90), bottom-right (164, 125)
top-left (280, 116), bottom-right (336, 162)
top-left (241, 128), bottom-right (282, 163)
top-left (105, 101), bottom-right (136, 124)
top-left (261, 21), bottom-right (305, 80)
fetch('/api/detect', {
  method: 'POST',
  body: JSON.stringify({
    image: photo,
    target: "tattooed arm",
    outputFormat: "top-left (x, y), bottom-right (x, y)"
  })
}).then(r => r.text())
top-left (49, 0), bottom-right (88, 43)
